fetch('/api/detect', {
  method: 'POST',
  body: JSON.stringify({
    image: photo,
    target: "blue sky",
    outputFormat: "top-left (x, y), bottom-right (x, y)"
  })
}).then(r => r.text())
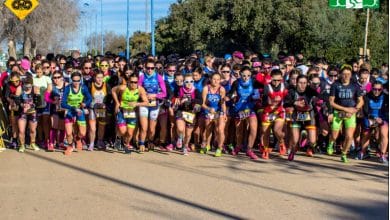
top-left (75, 0), bottom-right (176, 51)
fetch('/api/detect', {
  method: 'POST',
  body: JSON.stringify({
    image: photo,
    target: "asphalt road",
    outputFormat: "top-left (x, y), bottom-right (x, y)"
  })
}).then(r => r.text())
top-left (0, 148), bottom-right (388, 220)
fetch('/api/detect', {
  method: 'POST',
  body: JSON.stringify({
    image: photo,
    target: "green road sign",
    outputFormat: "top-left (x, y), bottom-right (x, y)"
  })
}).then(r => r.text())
top-left (329, 0), bottom-right (380, 9)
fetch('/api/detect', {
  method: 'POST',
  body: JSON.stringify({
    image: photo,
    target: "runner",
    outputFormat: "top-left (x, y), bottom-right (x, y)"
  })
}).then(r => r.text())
top-left (328, 65), bottom-right (364, 163)
top-left (359, 81), bottom-right (388, 164)
top-left (261, 69), bottom-right (288, 159)
top-left (61, 71), bottom-right (92, 155)
top-left (15, 77), bottom-right (40, 153)
top-left (228, 66), bottom-right (259, 160)
top-left (112, 74), bottom-right (149, 153)
top-left (200, 73), bottom-right (227, 157)
top-left (172, 73), bottom-right (202, 155)
top-left (137, 59), bottom-right (167, 152)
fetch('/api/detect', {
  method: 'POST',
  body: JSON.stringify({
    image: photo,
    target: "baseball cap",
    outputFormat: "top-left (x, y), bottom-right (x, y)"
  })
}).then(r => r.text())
top-left (232, 51), bottom-right (244, 59)
top-left (20, 59), bottom-right (31, 70)
top-left (224, 54), bottom-right (232, 60)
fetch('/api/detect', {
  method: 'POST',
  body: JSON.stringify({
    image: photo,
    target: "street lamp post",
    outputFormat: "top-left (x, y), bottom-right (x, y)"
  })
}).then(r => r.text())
top-left (151, 0), bottom-right (155, 56)
top-left (100, 0), bottom-right (104, 54)
top-left (126, 0), bottom-right (130, 60)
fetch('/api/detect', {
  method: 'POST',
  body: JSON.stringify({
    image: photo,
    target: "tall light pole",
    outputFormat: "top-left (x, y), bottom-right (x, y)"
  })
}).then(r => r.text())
top-left (100, 0), bottom-right (104, 54)
top-left (126, 0), bottom-right (130, 60)
top-left (150, 0), bottom-right (155, 56)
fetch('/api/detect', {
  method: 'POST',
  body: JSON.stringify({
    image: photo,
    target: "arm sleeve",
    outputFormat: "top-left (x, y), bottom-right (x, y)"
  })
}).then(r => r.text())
top-left (261, 86), bottom-right (269, 107)
top-left (82, 85), bottom-right (92, 107)
top-left (363, 95), bottom-right (370, 117)
top-left (156, 74), bottom-right (167, 99)
top-left (330, 83), bottom-right (337, 97)
top-left (138, 75), bottom-right (144, 87)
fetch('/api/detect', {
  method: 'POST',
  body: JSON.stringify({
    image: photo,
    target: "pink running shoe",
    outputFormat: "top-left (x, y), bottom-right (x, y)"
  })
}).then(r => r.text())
top-left (232, 145), bottom-right (242, 156)
top-left (166, 144), bottom-right (174, 151)
top-left (246, 150), bottom-right (258, 160)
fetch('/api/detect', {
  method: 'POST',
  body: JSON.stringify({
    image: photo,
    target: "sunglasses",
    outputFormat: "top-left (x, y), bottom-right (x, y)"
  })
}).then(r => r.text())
top-left (264, 67), bottom-right (272, 70)
top-left (272, 79), bottom-right (282, 82)
top-left (167, 70), bottom-right (176, 72)
top-left (311, 83), bottom-right (320, 86)
top-left (373, 88), bottom-right (382, 92)
top-left (221, 71), bottom-right (230, 73)
top-left (184, 80), bottom-right (194, 84)
top-left (129, 81), bottom-right (138, 84)
top-left (329, 74), bottom-right (338, 77)
top-left (24, 85), bottom-right (32, 89)
top-left (51, 67), bottom-right (56, 69)
top-left (53, 76), bottom-right (62, 79)
top-left (241, 74), bottom-right (251, 77)
top-left (43, 66), bottom-right (50, 69)
top-left (125, 72), bottom-right (133, 75)
top-left (101, 64), bottom-right (108, 67)
top-left (146, 67), bottom-right (155, 70)
top-left (60, 62), bottom-right (66, 65)
top-left (72, 79), bottom-right (81, 82)
top-left (84, 67), bottom-right (92, 69)
top-left (175, 80), bottom-right (183, 83)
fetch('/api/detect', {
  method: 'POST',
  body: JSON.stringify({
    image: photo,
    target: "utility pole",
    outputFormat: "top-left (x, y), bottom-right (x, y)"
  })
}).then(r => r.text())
top-left (363, 8), bottom-right (370, 61)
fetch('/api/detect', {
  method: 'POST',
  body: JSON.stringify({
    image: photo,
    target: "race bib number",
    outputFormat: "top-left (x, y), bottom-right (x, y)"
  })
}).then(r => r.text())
top-left (95, 108), bottom-right (106, 118)
top-left (208, 112), bottom-right (219, 120)
top-left (238, 109), bottom-right (250, 119)
top-left (368, 119), bottom-right (378, 128)
top-left (123, 109), bottom-right (136, 118)
top-left (267, 113), bottom-right (276, 122)
top-left (337, 111), bottom-right (351, 119)
top-left (159, 108), bottom-right (167, 115)
top-left (285, 111), bottom-right (293, 121)
top-left (182, 111), bottom-right (195, 124)
top-left (296, 112), bottom-right (310, 121)
top-left (149, 100), bottom-right (157, 107)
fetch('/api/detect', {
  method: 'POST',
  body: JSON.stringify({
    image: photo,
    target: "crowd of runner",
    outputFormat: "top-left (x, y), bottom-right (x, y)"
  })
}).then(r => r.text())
top-left (0, 50), bottom-right (388, 164)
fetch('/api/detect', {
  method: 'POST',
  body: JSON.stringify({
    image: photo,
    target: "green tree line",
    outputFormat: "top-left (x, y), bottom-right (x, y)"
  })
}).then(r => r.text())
top-left (155, 0), bottom-right (388, 66)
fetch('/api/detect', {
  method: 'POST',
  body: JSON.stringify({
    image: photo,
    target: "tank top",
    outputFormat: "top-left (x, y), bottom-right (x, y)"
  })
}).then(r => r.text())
top-left (368, 94), bottom-right (384, 118)
top-left (67, 87), bottom-right (84, 108)
top-left (235, 79), bottom-right (254, 111)
top-left (143, 72), bottom-right (159, 94)
top-left (91, 83), bottom-right (107, 106)
top-left (205, 85), bottom-right (221, 113)
top-left (121, 87), bottom-right (139, 110)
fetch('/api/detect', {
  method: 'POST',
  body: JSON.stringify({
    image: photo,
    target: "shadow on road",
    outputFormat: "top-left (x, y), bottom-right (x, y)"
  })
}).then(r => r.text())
top-left (25, 152), bottom-right (244, 219)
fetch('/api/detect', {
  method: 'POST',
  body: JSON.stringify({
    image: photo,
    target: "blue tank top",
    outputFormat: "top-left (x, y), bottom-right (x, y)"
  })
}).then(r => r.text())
top-left (204, 85), bottom-right (221, 114)
top-left (143, 72), bottom-right (159, 94)
top-left (235, 79), bottom-right (254, 111)
top-left (194, 77), bottom-right (205, 91)
top-left (368, 94), bottom-right (384, 118)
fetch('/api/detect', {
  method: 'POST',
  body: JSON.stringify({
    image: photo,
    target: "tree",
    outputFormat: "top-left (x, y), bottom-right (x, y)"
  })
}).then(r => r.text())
top-left (155, 0), bottom-right (388, 66)
top-left (0, 0), bottom-right (80, 58)
top-left (130, 31), bottom-right (151, 56)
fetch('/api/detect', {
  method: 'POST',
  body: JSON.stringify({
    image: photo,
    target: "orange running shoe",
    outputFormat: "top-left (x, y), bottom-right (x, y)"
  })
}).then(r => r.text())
top-left (306, 148), bottom-right (313, 157)
top-left (76, 140), bottom-right (82, 151)
top-left (262, 148), bottom-right (269, 159)
top-left (279, 143), bottom-right (287, 155)
top-left (64, 146), bottom-right (73, 156)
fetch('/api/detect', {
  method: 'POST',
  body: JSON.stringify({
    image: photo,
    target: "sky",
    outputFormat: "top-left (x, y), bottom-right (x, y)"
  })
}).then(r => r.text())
top-left (75, 0), bottom-right (177, 51)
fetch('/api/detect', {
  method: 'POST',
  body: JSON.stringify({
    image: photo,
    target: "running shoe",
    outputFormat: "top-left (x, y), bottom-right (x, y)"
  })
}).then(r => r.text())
top-left (288, 150), bottom-right (295, 161)
top-left (76, 140), bottom-right (82, 151)
top-left (9, 140), bottom-right (17, 149)
top-left (64, 145), bottom-right (73, 156)
top-left (341, 154), bottom-right (348, 163)
top-left (165, 144), bottom-right (174, 151)
top-left (176, 139), bottom-right (183, 149)
top-left (306, 148), bottom-right (313, 157)
top-left (30, 143), bottom-right (40, 151)
top-left (261, 148), bottom-right (269, 159)
top-left (183, 147), bottom-right (188, 156)
top-left (88, 143), bottom-right (94, 151)
top-left (279, 143), bottom-right (287, 156)
top-left (18, 144), bottom-right (25, 153)
top-left (124, 144), bottom-right (132, 154)
top-left (0, 147), bottom-right (5, 152)
top-left (199, 145), bottom-right (210, 154)
top-left (379, 156), bottom-right (388, 165)
top-left (139, 145), bottom-right (145, 153)
top-left (47, 143), bottom-right (55, 152)
top-left (214, 148), bottom-right (222, 157)
top-left (114, 138), bottom-right (122, 151)
top-left (327, 146), bottom-right (334, 156)
top-left (232, 145), bottom-right (242, 156)
top-left (246, 150), bottom-right (258, 160)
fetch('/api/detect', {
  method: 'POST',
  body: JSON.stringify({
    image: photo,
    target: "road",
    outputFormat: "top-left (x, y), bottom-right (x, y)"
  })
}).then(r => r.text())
top-left (0, 148), bottom-right (388, 220)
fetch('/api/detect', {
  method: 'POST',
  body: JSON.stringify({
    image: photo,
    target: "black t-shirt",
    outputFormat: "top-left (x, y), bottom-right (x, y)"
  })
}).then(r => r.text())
top-left (330, 81), bottom-right (362, 107)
